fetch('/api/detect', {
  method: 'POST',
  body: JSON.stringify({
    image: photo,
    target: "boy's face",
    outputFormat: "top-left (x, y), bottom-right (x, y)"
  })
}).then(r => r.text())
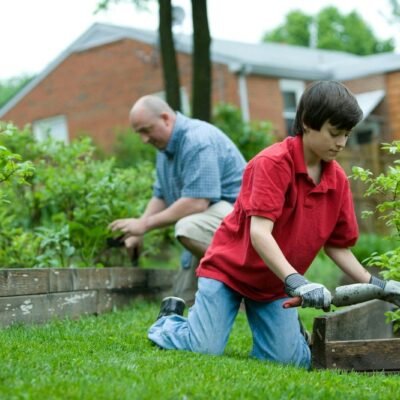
top-left (303, 121), bottom-right (350, 163)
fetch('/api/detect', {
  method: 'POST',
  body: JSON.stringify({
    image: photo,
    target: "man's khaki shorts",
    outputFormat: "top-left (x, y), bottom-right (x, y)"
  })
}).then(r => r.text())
top-left (174, 200), bottom-right (234, 245)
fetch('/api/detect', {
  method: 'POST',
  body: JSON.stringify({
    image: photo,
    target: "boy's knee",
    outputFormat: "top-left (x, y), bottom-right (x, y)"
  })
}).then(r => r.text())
top-left (191, 338), bottom-right (225, 356)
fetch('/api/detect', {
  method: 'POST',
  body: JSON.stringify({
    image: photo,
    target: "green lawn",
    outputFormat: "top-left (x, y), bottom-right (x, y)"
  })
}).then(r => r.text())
top-left (1, 301), bottom-right (399, 400)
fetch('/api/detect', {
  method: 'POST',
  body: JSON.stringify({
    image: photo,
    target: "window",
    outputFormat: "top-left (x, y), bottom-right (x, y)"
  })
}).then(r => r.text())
top-left (279, 80), bottom-right (305, 136)
top-left (32, 115), bottom-right (69, 143)
top-left (348, 120), bottom-right (381, 146)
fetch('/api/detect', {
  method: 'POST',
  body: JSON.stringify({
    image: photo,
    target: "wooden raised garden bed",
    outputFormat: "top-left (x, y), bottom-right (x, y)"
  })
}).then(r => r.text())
top-left (0, 268), bottom-right (176, 328)
top-left (312, 299), bottom-right (400, 372)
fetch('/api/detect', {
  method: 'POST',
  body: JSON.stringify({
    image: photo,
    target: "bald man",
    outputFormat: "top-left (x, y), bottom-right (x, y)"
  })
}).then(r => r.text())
top-left (109, 96), bottom-right (246, 304)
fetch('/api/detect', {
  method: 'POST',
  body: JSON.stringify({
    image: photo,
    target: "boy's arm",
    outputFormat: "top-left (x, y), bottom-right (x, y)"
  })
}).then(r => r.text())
top-left (249, 216), bottom-right (297, 280)
top-left (324, 245), bottom-right (371, 283)
top-left (250, 216), bottom-right (331, 309)
top-left (325, 245), bottom-right (400, 307)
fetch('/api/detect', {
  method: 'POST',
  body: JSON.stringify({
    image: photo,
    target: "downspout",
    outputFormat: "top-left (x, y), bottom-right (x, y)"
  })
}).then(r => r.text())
top-left (238, 70), bottom-right (250, 123)
top-left (229, 63), bottom-right (250, 123)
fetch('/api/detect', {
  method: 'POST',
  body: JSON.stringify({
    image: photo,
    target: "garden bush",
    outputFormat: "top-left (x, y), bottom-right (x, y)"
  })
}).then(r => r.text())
top-left (0, 123), bottom-right (173, 268)
top-left (351, 140), bottom-right (400, 329)
top-left (213, 102), bottom-right (275, 161)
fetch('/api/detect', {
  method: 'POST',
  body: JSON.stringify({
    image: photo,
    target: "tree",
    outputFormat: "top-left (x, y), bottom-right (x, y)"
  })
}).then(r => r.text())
top-left (97, 1), bottom-right (213, 120)
top-left (158, 0), bottom-right (181, 110)
top-left (263, 6), bottom-right (395, 55)
top-left (191, 0), bottom-right (211, 121)
top-left (96, 0), bottom-right (181, 111)
top-left (0, 75), bottom-right (33, 108)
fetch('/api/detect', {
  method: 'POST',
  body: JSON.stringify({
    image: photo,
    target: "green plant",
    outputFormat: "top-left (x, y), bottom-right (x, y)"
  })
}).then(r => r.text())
top-left (351, 141), bottom-right (400, 328)
top-left (0, 123), bottom-right (174, 268)
top-left (352, 233), bottom-right (398, 264)
top-left (110, 127), bottom-right (156, 169)
top-left (0, 122), bottom-right (34, 202)
top-left (213, 103), bottom-right (275, 161)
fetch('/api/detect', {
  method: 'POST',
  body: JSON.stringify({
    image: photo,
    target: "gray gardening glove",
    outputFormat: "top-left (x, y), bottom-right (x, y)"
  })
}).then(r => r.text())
top-left (370, 276), bottom-right (400, 307)
top-left (285, 273), bottom-right (332, 310)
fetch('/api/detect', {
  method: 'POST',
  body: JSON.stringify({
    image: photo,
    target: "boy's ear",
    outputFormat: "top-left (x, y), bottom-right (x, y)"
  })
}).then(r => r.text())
top-left (303, 124), bottom-right (309, 133)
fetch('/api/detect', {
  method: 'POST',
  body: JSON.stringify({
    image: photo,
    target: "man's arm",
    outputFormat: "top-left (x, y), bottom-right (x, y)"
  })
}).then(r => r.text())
top-left (109, 197), bottom-right (209, 236)
top-left (324, 245), bottom-right (371, 283)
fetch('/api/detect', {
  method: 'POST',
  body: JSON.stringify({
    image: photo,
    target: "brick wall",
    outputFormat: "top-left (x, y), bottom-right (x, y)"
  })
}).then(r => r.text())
top-left (2, 37), bottom-right (284, 149)
top-left (3, 39), bottom-right (250, 149)
top-left (246, 75), bottom-right (286, 139)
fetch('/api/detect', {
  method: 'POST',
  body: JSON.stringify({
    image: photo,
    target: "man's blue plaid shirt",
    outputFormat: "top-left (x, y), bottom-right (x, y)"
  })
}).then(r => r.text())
top-left (153, 112), bottom-right (246, 206)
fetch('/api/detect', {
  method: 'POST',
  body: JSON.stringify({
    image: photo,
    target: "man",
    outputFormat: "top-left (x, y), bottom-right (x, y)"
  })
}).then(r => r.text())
top-left (108, 95), bottom-right (246, 303)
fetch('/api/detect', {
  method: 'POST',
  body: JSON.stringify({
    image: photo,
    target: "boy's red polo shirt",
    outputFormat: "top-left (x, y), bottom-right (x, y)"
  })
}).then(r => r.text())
top-left (197, 135), bottom-right (358, 302)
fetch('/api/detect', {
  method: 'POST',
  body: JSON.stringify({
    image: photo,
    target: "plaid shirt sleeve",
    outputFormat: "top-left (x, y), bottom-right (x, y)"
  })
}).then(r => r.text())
top-left (180, 143), bottom-right (222, 200)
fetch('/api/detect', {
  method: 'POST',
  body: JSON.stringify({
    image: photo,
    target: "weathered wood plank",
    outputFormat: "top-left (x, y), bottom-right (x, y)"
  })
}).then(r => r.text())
top-left (321, 339), bottom-right (400, 371)
top-left (96, 289), bottom-right (139, 314)
top-left (0, 291), bottom-right (98, 327)
top-left (146, 269), bottom-right (176, 289)
top-left (314, 300), bottom-right (393, 342)
top-left (108, 268), bottom-right (148, 289)
top-left (0, 269), bottom-right (49, 296)
top-left (312, 300), bottom-right (398, 371)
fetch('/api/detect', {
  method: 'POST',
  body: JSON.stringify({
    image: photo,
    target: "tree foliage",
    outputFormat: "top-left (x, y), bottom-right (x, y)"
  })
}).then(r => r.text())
top-left (213, 103), bottom-right (275, 161)
top-left (0, 75), bottom-right (33, 108)
top-left (263, 6), bottom-right (395, 55)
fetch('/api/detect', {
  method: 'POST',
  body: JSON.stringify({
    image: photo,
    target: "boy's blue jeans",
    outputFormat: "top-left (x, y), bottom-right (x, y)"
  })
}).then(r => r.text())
top-left (148, 277), bottom-right (311, 369)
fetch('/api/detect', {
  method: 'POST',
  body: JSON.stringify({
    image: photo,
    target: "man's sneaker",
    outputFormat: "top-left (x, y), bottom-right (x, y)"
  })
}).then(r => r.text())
top-left (157, 296), bottom-right (186, 320)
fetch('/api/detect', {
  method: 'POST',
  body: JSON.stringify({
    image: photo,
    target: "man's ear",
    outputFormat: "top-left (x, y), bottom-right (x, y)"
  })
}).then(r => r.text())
top-left (160, 112), bottom-right (170, 125)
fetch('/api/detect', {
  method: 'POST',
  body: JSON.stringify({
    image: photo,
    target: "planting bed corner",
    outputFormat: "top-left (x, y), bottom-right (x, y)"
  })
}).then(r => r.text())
top-left (312, 299), bottom-right (400, 372)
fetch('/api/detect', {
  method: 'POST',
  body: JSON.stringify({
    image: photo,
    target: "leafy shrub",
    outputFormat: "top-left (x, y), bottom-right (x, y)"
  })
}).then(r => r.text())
top-left (111, 128), bottom-right (156, 169)
top-left (0, 123), bottom-right (34, 199)
top-left (351, 141), bottom-right (400, 328)
top-left (213, 103), bottom-right (275, 161)
top-left (352, 233), bottom-right (398, 264)
top-left (0, 123), bottom-right (172, 268)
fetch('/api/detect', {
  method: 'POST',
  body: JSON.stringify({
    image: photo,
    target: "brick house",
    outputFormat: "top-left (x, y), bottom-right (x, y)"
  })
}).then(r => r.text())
top-left (1, 22), bottom-right (400, 151)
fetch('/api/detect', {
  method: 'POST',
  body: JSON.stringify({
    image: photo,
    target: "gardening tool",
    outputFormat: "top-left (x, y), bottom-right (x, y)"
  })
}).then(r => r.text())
top-left (283, 282), bottom-right (399, 310)
top-left (106, 235), bottom-right (139, 267)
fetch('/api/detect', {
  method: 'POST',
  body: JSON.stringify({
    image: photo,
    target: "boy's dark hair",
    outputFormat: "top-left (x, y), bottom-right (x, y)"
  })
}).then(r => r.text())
top-left (293, 81), bottom-right (363, 135)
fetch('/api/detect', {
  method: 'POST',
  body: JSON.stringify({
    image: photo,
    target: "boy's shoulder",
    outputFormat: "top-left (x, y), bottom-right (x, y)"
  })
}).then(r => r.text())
top-left (252, 137), bottom-right (294, 164)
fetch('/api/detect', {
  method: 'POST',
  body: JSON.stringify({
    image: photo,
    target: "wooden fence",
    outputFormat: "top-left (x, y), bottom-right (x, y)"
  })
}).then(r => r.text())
top-left (338, 141), bottom-right (397, 234)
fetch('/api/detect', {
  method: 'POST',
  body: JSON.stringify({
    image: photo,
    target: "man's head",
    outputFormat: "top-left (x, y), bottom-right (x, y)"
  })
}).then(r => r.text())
top-left (129, 96), bottom-right (176, 150)
top-left (293, 81), bottom-right (363, 136)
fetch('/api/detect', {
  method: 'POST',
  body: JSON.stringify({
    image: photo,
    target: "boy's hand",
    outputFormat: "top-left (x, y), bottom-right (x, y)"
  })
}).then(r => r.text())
top-left (370, 276), bottom-right (400, 307)
top-left (285, 273), bottom-right (332, 310)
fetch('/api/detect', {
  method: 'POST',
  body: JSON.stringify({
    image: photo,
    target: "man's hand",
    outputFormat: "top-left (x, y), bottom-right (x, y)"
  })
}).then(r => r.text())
top-left (285, 273), bottom-right (332, 310)
top-left (108, 218), bottom-right (147, 236)
top-left (370, 276), bottom-right (400, 307)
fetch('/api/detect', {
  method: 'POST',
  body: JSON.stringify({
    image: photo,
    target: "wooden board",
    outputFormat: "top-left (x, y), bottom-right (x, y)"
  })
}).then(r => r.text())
top-left (0, 269), bottom-right (49, 296)
top-left (312, 300), bottom-right (400, 372)
top-left (0, 291), bottom-right (98, 327)
top-left (320, 339), bottom-right (400, 372)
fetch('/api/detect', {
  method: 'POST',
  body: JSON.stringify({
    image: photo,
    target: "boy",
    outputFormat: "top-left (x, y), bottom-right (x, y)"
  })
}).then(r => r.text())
top-left (148, 81), bottom-right (400, 369)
